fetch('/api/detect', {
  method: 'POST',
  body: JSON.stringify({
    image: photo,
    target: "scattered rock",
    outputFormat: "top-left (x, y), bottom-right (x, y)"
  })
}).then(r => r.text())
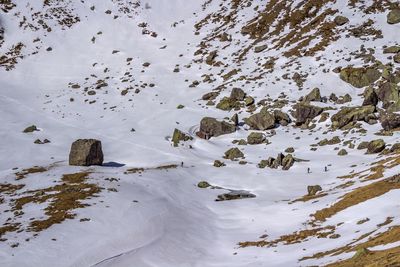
top-left (394, 53), bottom-right (400, 64)
top-left (383, 46), bottom-right (400, 54)
top-left (69, 139), bottom-right (104, 166)
top-left (23, 125), bottom-right (38, 133)
top-left (216, 97), bottom-right (238, 111)
top-left (307, 185), bottom-right (322, 196)
top-left (302, 88), bottom-right (322, 102)
top-left (213, 160), bottom-right (225, 167)
top-left (247, 132), bottom-right (266, 145)
top-left (244, 107), bottom-right (276, 130)
top-left (230, 88), bottom-right (246, 101)
top-left (172, 129), bottom-right (192, 147)
top-left (254, 45), bottom-right (268, 53)
top-left (202, 92), bottom-right (219, 101)
top-left (366, 139), bottom-right (386, 154)
top-left (293, 103), bottom-right (323, 126)
top-left (362, 87), bottom-right (378, 106)
top-left (357, 141), bottom-right (369, 150)
top-left (285, 147), bottom-right (295, 153)
top-left (387, 9), bottom-right (400, 24)
top-left (376, 82), bottom-right (399, 111)
top-left (216, 190), bottom-right (256, 201)
top-left (223, 147), bottom-right (244, 160)
top-left (198, 181), bottom-right (211, 188)
top-left (340, 66), bottom-right (381, 88)
top-left (381, 112), bottom-right (400, 130)
top-left (197, 117), bottom-right (236, 139)
top-left (282, 154), bottom-right (295, 170)
top-left (334, 15), bottom-right (349, 26)
top-left (337, 149), bottom-right (348, 156)
top-left (331, 105), bottom-right (376, 129)
top-left (273, 110), bottom-right (292, 126)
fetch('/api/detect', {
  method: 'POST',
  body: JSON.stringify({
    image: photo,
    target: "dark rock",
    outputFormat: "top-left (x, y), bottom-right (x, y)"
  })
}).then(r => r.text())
top-left (357, 141), bottom-right (369, 150)
top-left (331, 105), bottom-right (376, 129)
top-left (362, 87), bottom-right (378, 106)
top-left (213, 160), bottom-right (225, 167)
top-left (273, 110), bottom-right (291, 126)
top-left (23, 125), bottom-right (38, 133)
top-left (303, 88), bottom-right (322, 102)
top-left (366, 139), bottom-right (386, 154)
top-left (254, 45), bottom-right (268, 53)
top-left (202, 92), bottom-right (219, 101)
top-left (247, 132), bottom-right (265, 145)
top-left (69, 139), bottom-right (104, 166)
top-left (381, 112), bottom-right (400, 131)
top-left (383, 46), bottom-right (400, 54)
top-left (293, 103), bottom-right (323, 126)
top-left (198, 181), bottom-right (211, 188)
top-left (387, 9), bottom-right (400, 24)
top-left (340, 67), bottom-right (381, 88)
top-left (216, 190), bottom-right (256, 201)
top-left (244, 107), bottom-right (276, 130)
top-left (337, 149), bottom-right (348, 156)
top-left (307, 185), bottom-right (322, 196)
top-left (172, 129), bottom-right (192, 147)
top-left (376, 82), bottom-right (399, 111)
top-left (197, 117), bottom-right (236, 139)
top-left (334, 15), bottom-right (349, 26)
top-left (230, 88), bottom-right (246, 101)
top-left (282, 154), bottom-right (295, 170)
top-left (223, 147), bottom-right (244, 160)
top-left (216, 97), bottom-right (238, 111)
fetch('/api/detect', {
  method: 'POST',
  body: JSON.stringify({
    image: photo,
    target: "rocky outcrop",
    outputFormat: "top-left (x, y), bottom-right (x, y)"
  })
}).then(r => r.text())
top-left (380, 112), bottom-right (400, 131)
top-left (376, 82), bottom-right (399, 111)
top-left (302, 88), bottom-right (322, 102)
top-left (273, 110), bottom-right (291, 126)
top-left (197, 117), bottom-right (236, 139)
top-left (69, 139), bottom-right (104, 166)
top-left (244, 107), bottom-right (276, 130)
top-left (293, 103), bottom-right (323, 126)
top-left (331, 105), bottom-right (376, 129)
top-left (223, 147), bottom-right (244, 160)
top-left (230, 88), bottom-right (246, 101)
top-left (340, 67), bottom-right (381, 88)
top-left (258, 153), bottom-right (295, 170)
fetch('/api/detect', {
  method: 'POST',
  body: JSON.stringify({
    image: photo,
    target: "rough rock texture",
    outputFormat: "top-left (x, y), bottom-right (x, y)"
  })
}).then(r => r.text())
top-left (376, 82), bottom-right (400, 111)
top-left (224, 147), bottom-right (244, 160)
top-left (282, 154), bottom-right (295, 170)
top-left (197, 117), bottom-right (236, 139)
top-left (381, 112), bottom-right (400, 131)
top-left (303, 88), bottom-right (322, 102)
top-left (334, 15), bottom-right (349, 26)
top-left (293, 103), bottom-right (323, 126)
top-left (340, 67), bottom-right (381, 88)
top-left (362, 87), bottom-right (378, 106)
top-left (23, 125), bottom-right (38, 133)
top-left (230, 88), bottom-right (246, 101)
top-left (69, 139), bottom-right (104, 166)
top-left (366, 139), bottom-right (386, 154)
top-left (307, 185), bottom-right (322, 196)
top-left (387, 9), bottom-right (400, 24)
top-left (331, 105), bottom-right (376, 129)
top-left (273, 110), bottom-right (291, 126)
top-left (244, 107), bottom-right (276, 130)
top-left (172, 128), bottom-right (192, 147)
top-left (247, 132), bottom-right (265, 145)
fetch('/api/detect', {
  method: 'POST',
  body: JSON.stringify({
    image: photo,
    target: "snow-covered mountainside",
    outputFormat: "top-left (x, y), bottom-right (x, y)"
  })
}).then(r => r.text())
top-left (1, 0), bottom-right (400, 266)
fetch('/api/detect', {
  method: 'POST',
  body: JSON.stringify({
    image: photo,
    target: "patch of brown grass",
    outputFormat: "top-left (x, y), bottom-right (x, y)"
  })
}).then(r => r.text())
top-left (15, 166), bottom-right (47, 180)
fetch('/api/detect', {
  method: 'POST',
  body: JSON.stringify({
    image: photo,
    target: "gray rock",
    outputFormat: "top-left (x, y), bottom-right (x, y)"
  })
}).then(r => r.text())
top-left (244, 107), bottom-right (276, 130)
top-left (247, 132), bottom-right (265, 145)
top-left (362, 87), bottom-right (378, 106)
top-left (303, 88), bottom-right (322, 102)
top-left (307, 185), bottom-right (322, 196)
top-left (293, 103), bottom-right (323, 126)
top-left (334, 15), bottom-right (349, 26)
top-left (381, 112), bottom-right (400, 131)
top-left (282, 154), bottom-right (295, 170)
top-left (366, 139), bottom-right (386, 154)
top-left (230, 88), bottom-right (246, 101)
top-left (254, 45), bottom-right (268, 53)
top-left (216, 190), bottom-right (256, 201)
top-left (223, 147), bottom-right (244, 160)
top-left (331, 105), bottom-right (376, 129)
top-left (69, 139), bottom-right (104, 166)
top-left (387, 9), bottom-right (400, 24)
top-left (340, 67), bottom-right (381, 88)
top-left (197, 117), bottom-right (236, 139)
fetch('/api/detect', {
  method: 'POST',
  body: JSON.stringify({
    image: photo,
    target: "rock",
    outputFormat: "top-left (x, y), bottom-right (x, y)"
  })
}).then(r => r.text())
top-left (223, 147), bottom-right (244, 160)
top-left (231, 113), bottom-right (239, 126)
top-left (247, 132), bottom-right (265, 145)
top-left (69, 139), bottom-right (104, 166)
top-left (387, 9), bottom-right (400, 24)
top-left (307, 185), bottom-right (322, 196)
top-left (216, 97), bottom-right (238, 110)
top-left (205, 50), bottom-right (218, 65)
top-left (293, 103), bottom-right (323, 126)
top-left (244, 107), bottom-right (276, 130)
top-left (244, 96), bottom-right (255, 106)
top-left (337, 149), bottom-right (348, 156)
top-left (366, 139), bottom-right (386, 154)
top-left (216, 190), bottom-right (256, 201)
top-left (336, 94), bottom-right (352, 104)
top-left (213, 160), bottom-right (225, 167)
top-left (383, 46), bottom-right (400, 54)
top-left (230, 88), bottom-right (246, 101)
top-left (394, 53), bottom-right (400, 64)
top-left (390, 143), bottom-right (400, 152)
top-left (357, 141), bottom-right (369, 150)
top-left (197, 117), bottom-right (236, 139)
top-left (198, 181), bottom-right (211, 188)
top-left (353, 248), bottom-right (371, 259)
top-left (273, 110), bottom-right (291, 126)
top-left (282, 154), bottom-right (295, 170)
top-left (202, 92), bottom-right (219, 101)
top-left (285, 147), bottom-right (295, 153)
top-left (23, 125), bottom-right (38, 133)
top-left (376, 82), bottom-right (399, 111)
top-left (172, 128), bottom-right (192, 147)
top-left (254, 45), bottom-right (268, 53)
top-left (334, 15), bottom-right (349, 26)
top-left (303, 88), bottom-right (322, 102)
top-left (381, 112), bottom-right (400, 130)
top-left (362, 87), bottom-right (378, 106)
top-left (331, 105), bottom-right (376, 129)
top-left (340, 67), bottom-right (381, 88)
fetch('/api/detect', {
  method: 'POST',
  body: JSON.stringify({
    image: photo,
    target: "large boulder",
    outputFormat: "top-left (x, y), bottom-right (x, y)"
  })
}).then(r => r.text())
top-left (69, 139), bottom-right (104, 166)
top-left (380, 112), bottom-right (400, 131)
top-left (244, 107), bottom-right (276, 130)
top-left (293, 103), bottom-right (323, 126)
top-left (362, 87), bottom-right (378, 106)
top-left (224, 147), bottom-right (244, 160)
top-left (230, 88), bottom-right (246, 101)
top-left (303, 88), bottom-right (322, 102)
top-left (376, 82), bottom-right (400, 111)
top-left (273, 110), bottom-right (291, 126)
top-left (331, 105), bottom-right (376, 129)
top-left (387, 9), bottom-right (400, 24)
top-left (172, 129), bottom-right (192, 147)
top-left (340, 67), bottom-right (381, 88)
top-left (366, 139), bottom-right (386, 154)
top-left (197, 117), bottom-right (236, 139)
top-left (247, 132), bottom-right (265, 145)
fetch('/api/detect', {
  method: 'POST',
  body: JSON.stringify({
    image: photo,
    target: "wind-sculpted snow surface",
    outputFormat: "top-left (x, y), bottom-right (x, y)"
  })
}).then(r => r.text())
top-left (1, 0), bottom-right (400, 266)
